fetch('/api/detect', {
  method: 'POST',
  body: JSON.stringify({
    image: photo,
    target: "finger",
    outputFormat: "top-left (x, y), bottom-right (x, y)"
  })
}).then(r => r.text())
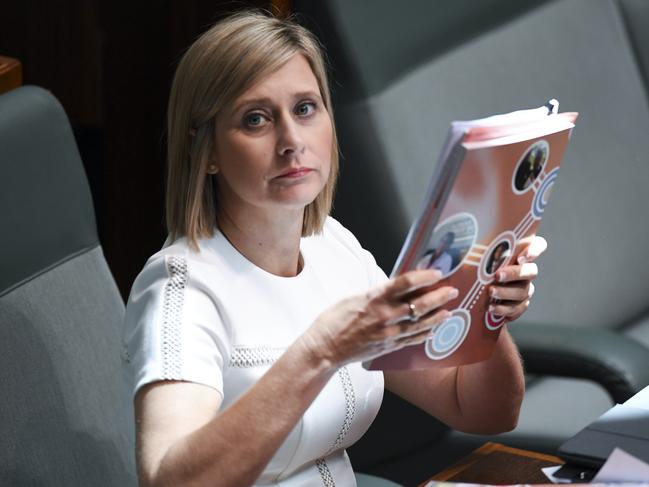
top-left (489, 298), bottom-right (530, 318)
top-left (496, 262), bottom-right (538, 283)
top-left (517, 236), bottom-right (548, 264)
top-left (390, 308), bottom-right (450, 339)
top-left (394, 326), bottom-right (436, 349)
top-left (490, 282), bottom-right (534, 302)
top-left (396, 286), bottom-right (458, 322)
top-left (381, 269), bottom-right (443, 299)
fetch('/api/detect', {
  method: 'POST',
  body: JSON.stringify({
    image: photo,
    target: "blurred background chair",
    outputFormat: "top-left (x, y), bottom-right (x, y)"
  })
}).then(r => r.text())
top-left (294, 0), bottom-right (649, 483)
top-left (0, 85), bottom-right (137, 486)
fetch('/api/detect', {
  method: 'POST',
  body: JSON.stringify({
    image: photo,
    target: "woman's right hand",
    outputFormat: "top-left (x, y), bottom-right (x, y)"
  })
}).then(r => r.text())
top-left (299, 269), bottom-right (459, 367)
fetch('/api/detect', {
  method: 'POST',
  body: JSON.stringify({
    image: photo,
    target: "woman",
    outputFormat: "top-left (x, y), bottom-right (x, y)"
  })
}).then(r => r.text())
top-left (123, 11), bottom-right (543, 487)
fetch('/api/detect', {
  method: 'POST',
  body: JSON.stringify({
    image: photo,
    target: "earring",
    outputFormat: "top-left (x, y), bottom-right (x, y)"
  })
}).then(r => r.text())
top-left (207, 164), bottom-right (218, 174)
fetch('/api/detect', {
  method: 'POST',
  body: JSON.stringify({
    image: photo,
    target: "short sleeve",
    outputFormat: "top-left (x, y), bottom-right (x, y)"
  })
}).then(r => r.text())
top-left (122, 252), bottom-right (230, 399)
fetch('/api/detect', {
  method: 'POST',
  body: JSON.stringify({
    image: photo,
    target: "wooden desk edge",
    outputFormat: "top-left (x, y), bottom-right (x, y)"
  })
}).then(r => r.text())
top-left (420, 442), bottom-right (564, 485)
top-left (0, 56), bottom-right (23, 94)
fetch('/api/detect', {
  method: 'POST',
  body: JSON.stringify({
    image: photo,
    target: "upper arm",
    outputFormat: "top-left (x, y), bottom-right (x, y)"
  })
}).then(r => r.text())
top-left (384, 367), bottom-right (466, 430)
top-left (135, 380), bottom-right (223, 484)
top-left (384, 332), bottom-right (525, 434)
top-left (124, 253), bottom-right (231, 482)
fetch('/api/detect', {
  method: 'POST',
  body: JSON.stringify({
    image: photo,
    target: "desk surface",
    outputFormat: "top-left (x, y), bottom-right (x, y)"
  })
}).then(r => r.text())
top-left (421, 442), bottom-right (564, 485)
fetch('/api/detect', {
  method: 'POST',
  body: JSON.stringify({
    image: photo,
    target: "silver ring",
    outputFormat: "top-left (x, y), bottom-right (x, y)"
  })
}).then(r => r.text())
top-left (407, 301), bottom-right (419, 322)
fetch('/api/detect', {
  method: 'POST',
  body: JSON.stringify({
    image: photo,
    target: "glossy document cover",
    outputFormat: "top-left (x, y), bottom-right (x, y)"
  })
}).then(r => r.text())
top-left (366, 102), bottom-right (578, 370)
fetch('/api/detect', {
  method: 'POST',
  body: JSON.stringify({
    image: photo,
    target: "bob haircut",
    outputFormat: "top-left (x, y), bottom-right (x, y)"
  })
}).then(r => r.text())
top-left (165, 11), bottom-right (339, 248)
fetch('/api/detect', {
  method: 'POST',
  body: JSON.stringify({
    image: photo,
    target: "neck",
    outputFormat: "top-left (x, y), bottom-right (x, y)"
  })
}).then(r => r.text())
top-left (217, 205), bottom-right (304, 277)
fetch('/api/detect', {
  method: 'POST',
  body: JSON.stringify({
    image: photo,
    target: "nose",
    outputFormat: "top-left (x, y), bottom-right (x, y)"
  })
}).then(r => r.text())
top-left (276, 114), bottom-right (305, 158)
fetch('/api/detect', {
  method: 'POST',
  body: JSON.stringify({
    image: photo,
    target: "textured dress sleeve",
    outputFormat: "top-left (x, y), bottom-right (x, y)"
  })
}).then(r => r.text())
top-left (122, 251), bottom-right (231, 399)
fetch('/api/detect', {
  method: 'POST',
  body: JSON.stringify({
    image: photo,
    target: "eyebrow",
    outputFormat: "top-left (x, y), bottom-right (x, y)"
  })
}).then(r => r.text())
top-left (232, 91), bottom-right (323, 114)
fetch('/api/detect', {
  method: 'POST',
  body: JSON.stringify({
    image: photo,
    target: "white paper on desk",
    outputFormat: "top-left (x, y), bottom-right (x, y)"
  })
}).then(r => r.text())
top-left (592, 447), bottom-right (649, 482)
top-left (625, 384), bottom-right (649, 411)
top-left (541, 465), bottom-right (571, 483)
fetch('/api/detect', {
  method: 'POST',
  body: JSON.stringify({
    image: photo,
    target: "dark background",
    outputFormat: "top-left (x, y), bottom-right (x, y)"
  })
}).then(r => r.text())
top-left (0, 0), bottom-right (279, 299)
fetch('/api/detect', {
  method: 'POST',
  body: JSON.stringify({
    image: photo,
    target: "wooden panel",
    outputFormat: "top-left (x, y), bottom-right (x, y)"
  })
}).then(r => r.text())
top-left (0, 1), bottom-right (102, 125)
top-left (100, 0), bottom-right (271, 298)
top-left (423, 442), bottom-right (563, 485)
top-left (2, 1), bottom-right (287, 298)
top-left (0, 57), bottom-right (22, 94)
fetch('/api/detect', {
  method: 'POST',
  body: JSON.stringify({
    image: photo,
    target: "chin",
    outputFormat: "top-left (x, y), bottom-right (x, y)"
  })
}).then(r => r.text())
top-left (271, 184), bottom-right (323, 208)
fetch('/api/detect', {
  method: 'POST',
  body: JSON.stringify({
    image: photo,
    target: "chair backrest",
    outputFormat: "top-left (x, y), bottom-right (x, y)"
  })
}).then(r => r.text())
top-left (0, 86), bottom-right (136, 486)
top-left (298, 0), bottom-right (649, 331)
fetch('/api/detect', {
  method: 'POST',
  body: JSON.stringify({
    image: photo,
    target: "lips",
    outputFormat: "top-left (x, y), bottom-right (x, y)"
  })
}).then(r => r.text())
top-left (275, 167), bottom-right (313, 179)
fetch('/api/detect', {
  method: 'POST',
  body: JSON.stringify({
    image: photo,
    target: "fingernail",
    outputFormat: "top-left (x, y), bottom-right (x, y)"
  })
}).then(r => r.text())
top-left (518, 255), bottom-right (527, 264)
top-left (498, 271), bottom-right (506, 282)
top-left (448, 288), bottom-right (459, 299)
top-left (490, 288), bottom-right (498, 298)
top-left (489, 305), bottom-right (496, 312)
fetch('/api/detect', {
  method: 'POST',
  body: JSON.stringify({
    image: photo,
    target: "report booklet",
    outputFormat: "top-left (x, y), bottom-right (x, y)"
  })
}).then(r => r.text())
top-left (366, 101), bottom-right (578, 371)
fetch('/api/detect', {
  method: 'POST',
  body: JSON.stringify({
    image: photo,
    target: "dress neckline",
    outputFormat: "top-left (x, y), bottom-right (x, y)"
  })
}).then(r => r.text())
top-left (210, 228), bottom-right (311, 283)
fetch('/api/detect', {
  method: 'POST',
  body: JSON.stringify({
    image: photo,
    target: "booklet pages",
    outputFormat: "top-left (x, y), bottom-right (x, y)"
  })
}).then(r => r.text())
top-left (365, 101), bottom-right (578, 371)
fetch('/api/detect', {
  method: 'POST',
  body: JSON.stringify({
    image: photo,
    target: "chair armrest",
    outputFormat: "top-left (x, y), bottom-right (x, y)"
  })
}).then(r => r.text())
top-left (509, 323), bottom-right (649, 403)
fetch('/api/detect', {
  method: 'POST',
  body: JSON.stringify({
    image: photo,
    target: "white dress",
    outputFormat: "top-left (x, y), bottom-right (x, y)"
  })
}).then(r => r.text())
top-left (122, 217), bottom-right (387, 486)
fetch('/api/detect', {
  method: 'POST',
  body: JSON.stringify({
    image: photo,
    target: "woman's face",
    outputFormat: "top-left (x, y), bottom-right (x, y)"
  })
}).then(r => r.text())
top-left (211, 54), bottom-right (333, 220)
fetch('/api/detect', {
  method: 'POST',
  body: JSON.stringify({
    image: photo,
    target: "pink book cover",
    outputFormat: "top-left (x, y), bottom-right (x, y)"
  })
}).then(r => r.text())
top-left (365, 105), bottom-right (578, 371)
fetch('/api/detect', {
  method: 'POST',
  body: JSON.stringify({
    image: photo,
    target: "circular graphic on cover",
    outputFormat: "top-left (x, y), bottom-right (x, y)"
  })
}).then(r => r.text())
top-left (487, 242), bottom-right (511, 274)
top-left (513, 140), bottom-right (549, 194)
top-left (425, 309), bottom-right (471, 360)
top-left (478, 231), bottom-right (517, 284)
top-left (531, 167), bottom-right (560, 220)
top-left (485, 309), bottom-right (507, 331)
top-left (416, 213), bottom-right (478, 278)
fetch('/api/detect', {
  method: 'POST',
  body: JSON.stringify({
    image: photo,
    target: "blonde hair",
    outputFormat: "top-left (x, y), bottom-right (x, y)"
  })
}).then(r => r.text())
top-left (165, 11), bottom-right (339, 248)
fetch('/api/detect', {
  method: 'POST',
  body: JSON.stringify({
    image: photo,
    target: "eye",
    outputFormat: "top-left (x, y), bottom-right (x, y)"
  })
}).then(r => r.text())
top-left (244, 112), bottom-right (268, 128)
top-left (296, 101), bottom-right (316, 117)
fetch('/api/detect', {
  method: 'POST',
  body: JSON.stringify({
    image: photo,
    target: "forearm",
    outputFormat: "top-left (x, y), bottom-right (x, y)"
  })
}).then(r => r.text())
top-left (455, 328), bottom-right (525, 434)
top-left (142, 269), bottom-right (452, 486)
top-left (146, 338), bottom-right (336, 487)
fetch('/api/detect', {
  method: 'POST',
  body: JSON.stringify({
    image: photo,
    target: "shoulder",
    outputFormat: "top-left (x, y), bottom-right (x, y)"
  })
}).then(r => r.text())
top-left (307, 217), bottom-right (389, 287)
top-left (130, 236), bottom-right (221, 291)
top-left (317, 216), bottom-right (368, 256)
top-left (303, 217), bottom-right (369, 267)
top-left (125, 235), bottom-right (229, 329)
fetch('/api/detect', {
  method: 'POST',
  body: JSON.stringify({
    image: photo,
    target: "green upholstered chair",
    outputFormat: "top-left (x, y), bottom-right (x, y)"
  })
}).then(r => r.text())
top-left (0, 86), bottom-right (137, 486)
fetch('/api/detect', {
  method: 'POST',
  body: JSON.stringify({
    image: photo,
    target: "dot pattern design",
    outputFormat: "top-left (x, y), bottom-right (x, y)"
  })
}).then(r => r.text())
top-left (229, 347), bottom-right (286, 368)
top-left (315, 458), bottom-right (336, 487)
top-left (327, 366), bottom-right (356, 454)
top-left (161, 256), bottom-right (188, 379)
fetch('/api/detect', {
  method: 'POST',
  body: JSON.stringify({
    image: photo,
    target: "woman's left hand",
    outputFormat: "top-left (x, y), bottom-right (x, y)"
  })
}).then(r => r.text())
top-left (488, 235), bottom-right (547, 321)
